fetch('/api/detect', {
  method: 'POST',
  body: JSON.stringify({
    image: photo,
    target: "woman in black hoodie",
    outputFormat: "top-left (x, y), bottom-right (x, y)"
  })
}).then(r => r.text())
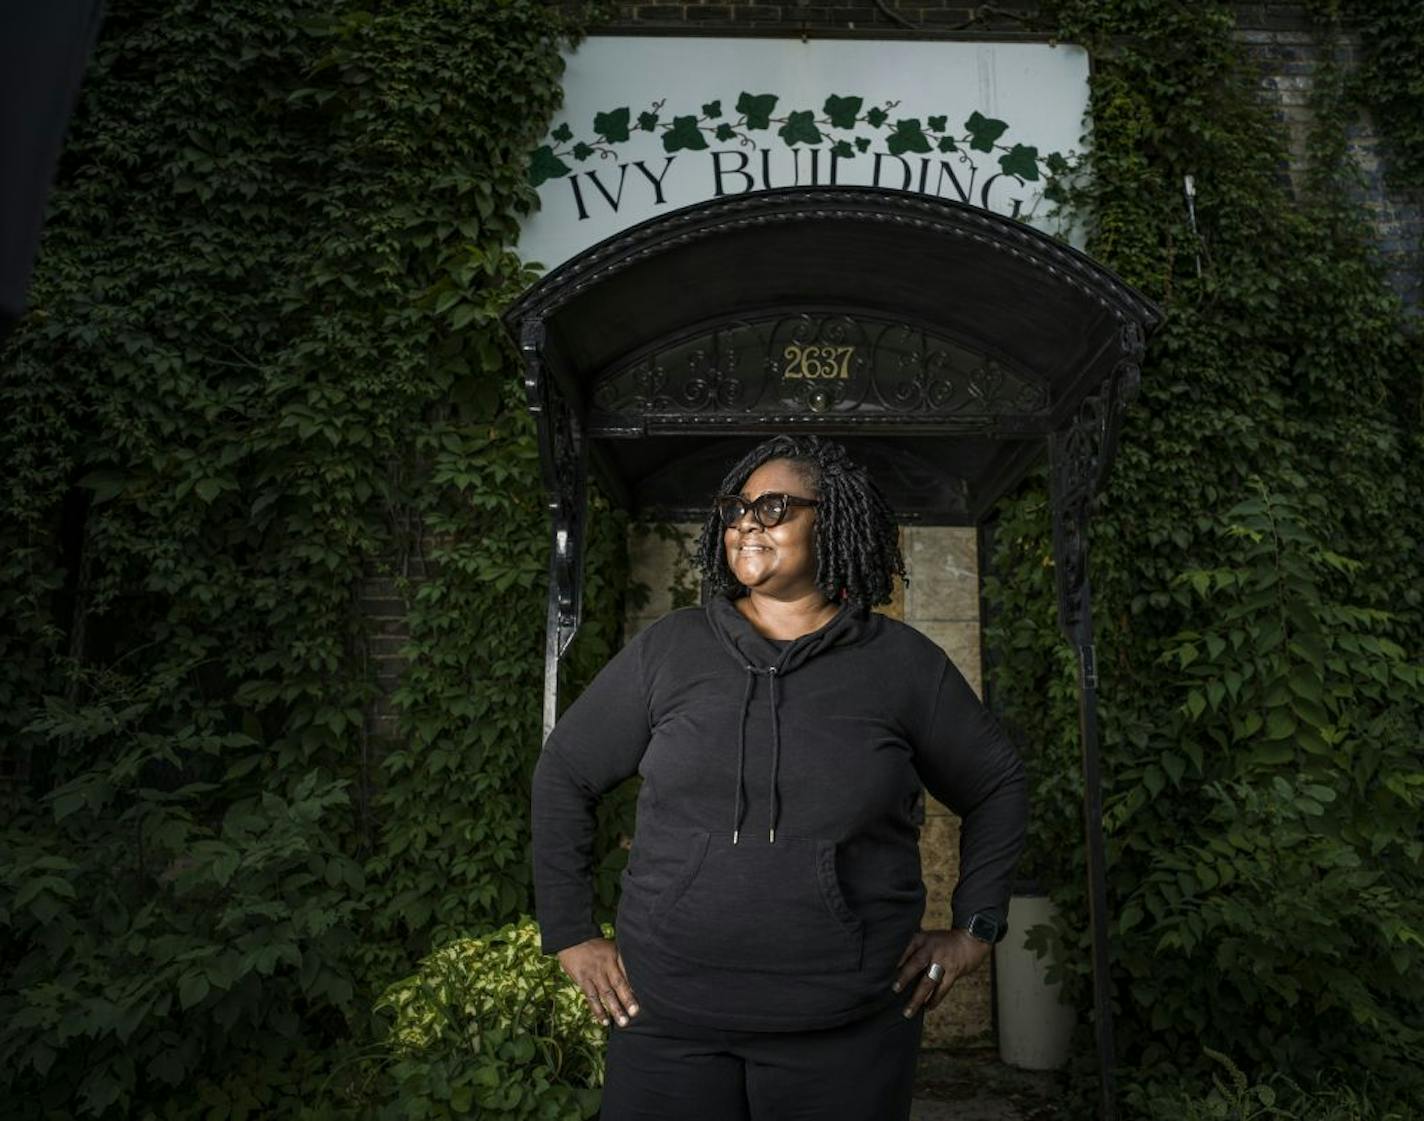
top-left (531, 433), bottom-right (1030, 1121)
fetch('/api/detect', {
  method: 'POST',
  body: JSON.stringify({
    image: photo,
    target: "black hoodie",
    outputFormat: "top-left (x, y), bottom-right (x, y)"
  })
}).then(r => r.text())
top-left (530, 587), bottom-right (1029, 1032)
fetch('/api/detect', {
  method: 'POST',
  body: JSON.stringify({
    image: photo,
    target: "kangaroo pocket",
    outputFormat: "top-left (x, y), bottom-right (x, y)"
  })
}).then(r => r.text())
top-left (648, 829), bottom-right (865, 974)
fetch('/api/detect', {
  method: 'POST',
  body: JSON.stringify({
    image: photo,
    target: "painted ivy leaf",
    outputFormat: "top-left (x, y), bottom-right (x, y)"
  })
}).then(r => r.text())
top-left (594, 107), bottom-right (631, 143)
top-left (551, 122), bottom-right (573, 143)
top-left (663, 115), bottom-right (709, 152)
top-left (965, 110), bottom-right (1008, 152)
top-left (715, 123), bottom-right (737, 142)
top-left (737, 91), bottom-right (779, 130)
top-left (886, 118), bottom-right (931, 156)
top-left (999, 143), bottom-right (1040, 181)
top-left (638, 110), bottom-right (659, 132)
top-left (572, 142), bottom-right (595, 162)
top-left (927, 114), bottom-right (947, 132)
top-left (832, 139), bottom-right (855, 159)
top-left (865, 106), bottom-right (888, 129)
top-left (823, 94), bottom-right (863, 129)
top-left (702, 99), bottom-right (722, 119)
top-left (938, 135), bottom-right (957, 153)
top-left (1045, 150), bottom-right (1069, 175)
top-left (779, 110), bottom-right (822, 146)
top-left (854, 136), bottom-right (871, 152)
top-left (528, 144), bottom-right (571, 186)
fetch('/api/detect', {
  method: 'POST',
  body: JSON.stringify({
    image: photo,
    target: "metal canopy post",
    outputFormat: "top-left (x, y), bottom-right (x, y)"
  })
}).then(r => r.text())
top-left (1048, 321), bottom-right (1144, 1121)
top-left (520, 317), bottom-right (589, 743)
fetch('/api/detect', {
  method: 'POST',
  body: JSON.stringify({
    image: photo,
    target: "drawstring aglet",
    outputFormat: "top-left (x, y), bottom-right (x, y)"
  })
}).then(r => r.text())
top-left (733, 829), bottom-right (739, 845)
top-left (769, 828), bottom-right (775, 844)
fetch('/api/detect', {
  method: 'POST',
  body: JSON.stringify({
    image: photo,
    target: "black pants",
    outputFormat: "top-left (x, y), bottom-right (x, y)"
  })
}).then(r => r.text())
top-left (598, 997), bottom-right (924, 1121)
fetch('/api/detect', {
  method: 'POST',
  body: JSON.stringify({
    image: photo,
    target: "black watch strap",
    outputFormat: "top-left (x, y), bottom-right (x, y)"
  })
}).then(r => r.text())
top-left (955, 911), bottom-right (1005, 944)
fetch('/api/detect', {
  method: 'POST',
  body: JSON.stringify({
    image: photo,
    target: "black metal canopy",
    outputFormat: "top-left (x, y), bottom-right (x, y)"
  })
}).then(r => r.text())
top-left (504, 184), bottom-right (1161, 1121)
top-left (505, 186), bottom-right (1159, 526)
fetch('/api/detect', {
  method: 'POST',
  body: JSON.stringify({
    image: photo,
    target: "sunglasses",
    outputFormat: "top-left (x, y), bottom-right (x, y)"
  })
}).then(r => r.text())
top-left (714, 492), bottom-right (820, 529)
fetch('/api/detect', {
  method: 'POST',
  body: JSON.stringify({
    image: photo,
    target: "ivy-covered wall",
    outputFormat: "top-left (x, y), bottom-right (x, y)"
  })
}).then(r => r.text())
top-left (1, 0), bottom-right (1420, 1118)
top-left (997, 1), bottom-right (1424, 1114)
top-left (0, 1), bottom-right (630, 1115)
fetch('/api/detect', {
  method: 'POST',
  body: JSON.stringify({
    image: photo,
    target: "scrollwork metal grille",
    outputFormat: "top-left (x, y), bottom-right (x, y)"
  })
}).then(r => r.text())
top-left (590, 311), bottom-right (1050, 429)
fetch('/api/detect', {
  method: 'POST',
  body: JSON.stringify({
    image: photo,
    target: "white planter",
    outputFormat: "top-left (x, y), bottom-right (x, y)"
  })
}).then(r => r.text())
top-left (995, 890), bottom-right (1075, 1070)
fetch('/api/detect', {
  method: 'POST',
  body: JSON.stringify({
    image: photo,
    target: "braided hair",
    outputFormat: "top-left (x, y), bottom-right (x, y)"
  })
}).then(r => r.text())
top-left (694, 434), bottom-right (908, 612)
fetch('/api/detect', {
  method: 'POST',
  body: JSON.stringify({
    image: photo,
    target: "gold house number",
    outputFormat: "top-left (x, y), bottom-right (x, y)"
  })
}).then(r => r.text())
top-left (783, 344), bottom-right (855, 379)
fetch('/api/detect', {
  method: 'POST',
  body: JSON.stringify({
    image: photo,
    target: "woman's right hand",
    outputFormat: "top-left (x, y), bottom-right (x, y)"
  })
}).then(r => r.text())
top-left (556, 937), bottom-right (640, 1028)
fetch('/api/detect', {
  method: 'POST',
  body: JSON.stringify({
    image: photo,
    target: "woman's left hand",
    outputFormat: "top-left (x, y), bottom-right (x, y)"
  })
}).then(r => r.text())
top-left (891, 928), bottom-right (992, 1017)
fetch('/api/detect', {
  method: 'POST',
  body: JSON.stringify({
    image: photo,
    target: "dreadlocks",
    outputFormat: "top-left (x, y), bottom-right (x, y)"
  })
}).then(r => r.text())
top-left (694, 434), bottom-right (908, 612)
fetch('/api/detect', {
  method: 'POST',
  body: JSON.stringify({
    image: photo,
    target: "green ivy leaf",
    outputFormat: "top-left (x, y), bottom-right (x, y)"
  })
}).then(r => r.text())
top-left (638, 110), bottom-right (659, 132)
top-left (737, 91), bottom-right (778, 130)
top-left (865, 106), bottom-right (888, 128)
top-left (886, 118), bottom-right (931, 156)
top-left (927, 114), bottom-right (947, 132)
top-left (701, 99), bottom-right (722, 119)
top-left (964, 110), bottom-right (1009, 152)
top-left (998, 143), bottom-right (1040, 181)
top-left (832, 139), bottom-right (855, 159)
top-left (854, 136), bottom-right (871, 153)
top-left (823, 94), bottom-right (863, 129)
top-left (550, 122), bottom-right (573, 143)
top-left (593, 107), bottom-right (631, 143)
top-left (663, 115), bottom-right (708, 152)
top-left (778, 110), bottom-right (822, 146)
top-left (528, 145), bottom-right (570, 186)
top-left (1045, 150), bottom-right (1069, 175)
top-left (77, 469), bottom-right (126, 503)
top-left (715, 123), bottom-right (737, 142)
top-left (572, 142), bottom-right (594, 162)
top-left (1265, 709), bottom-right (1296, 740)
top-left (938, 136), bottom-right (957, 153)
top-left (179, 972), bottom-right (210, 1010)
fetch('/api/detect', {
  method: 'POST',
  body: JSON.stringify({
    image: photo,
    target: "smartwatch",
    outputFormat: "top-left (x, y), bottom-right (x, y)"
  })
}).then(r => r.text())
top-left (954, 911), bottom-right (1006, 945)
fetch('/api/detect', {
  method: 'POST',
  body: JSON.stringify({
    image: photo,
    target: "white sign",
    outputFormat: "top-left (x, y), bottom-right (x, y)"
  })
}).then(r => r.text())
top-left (517, 36), bottom-right (1091, 274)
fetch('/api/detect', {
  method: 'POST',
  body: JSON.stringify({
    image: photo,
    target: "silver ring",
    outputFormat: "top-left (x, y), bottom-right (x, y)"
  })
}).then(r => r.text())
top-left (926, 962), bottom-right (944, 983)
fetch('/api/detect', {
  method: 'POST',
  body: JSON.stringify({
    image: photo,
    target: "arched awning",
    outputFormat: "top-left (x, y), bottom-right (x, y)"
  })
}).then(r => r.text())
top-left (505, 185), bottom-right (1159, 526)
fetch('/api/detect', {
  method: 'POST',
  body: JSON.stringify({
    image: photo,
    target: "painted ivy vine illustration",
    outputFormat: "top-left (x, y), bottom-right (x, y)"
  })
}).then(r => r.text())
top-left (528, 92), bottom-right (1069, 187)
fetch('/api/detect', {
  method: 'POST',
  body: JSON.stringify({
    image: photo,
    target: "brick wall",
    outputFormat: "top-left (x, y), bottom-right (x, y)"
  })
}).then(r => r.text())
top-left (1238, 19), bottom-right (1423, 310)
top-left (581, 0), bottom-right (1041, 35)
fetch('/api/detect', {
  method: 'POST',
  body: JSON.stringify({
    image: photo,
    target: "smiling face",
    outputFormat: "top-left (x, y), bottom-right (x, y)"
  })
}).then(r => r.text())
top-left (722, 458), bottom-right (822, 598)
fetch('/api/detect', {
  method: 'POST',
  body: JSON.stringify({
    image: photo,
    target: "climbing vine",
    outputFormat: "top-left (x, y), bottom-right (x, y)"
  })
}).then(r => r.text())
top-left (983, 1), bottom-right (1424, 1115)
top-left (0, 0), bottom-right (610, 1116)
top-left (1343, 0), bottom-right (1424, 190)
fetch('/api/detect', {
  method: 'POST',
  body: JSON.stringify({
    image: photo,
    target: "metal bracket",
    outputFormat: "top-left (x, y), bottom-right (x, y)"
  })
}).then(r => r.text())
top-left (523, 318), bottom-right (589, 744)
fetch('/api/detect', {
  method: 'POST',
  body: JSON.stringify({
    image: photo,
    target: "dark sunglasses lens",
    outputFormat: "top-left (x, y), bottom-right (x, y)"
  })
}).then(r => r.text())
top-left (757, 495), bottom-right (787, 525)
top-left (717, 498), bottom-right (746, 526)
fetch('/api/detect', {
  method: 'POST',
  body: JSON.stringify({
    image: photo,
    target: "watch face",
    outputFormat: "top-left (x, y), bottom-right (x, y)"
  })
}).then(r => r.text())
top-left (968, 914), bottom-right (1001, 943)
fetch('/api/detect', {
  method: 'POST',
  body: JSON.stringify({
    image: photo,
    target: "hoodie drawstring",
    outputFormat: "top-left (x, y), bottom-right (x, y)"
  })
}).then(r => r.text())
top-left (732, 669), bottom-right (753, 845)
top-left (768, 667), bottom-right (781, 843)
top-left (733, 663), bottom-right (782, 845)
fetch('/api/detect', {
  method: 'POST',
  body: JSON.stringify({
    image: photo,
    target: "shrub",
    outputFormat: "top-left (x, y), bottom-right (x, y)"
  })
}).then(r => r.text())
top-left (369, 917), bottom-right (605, 1120)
